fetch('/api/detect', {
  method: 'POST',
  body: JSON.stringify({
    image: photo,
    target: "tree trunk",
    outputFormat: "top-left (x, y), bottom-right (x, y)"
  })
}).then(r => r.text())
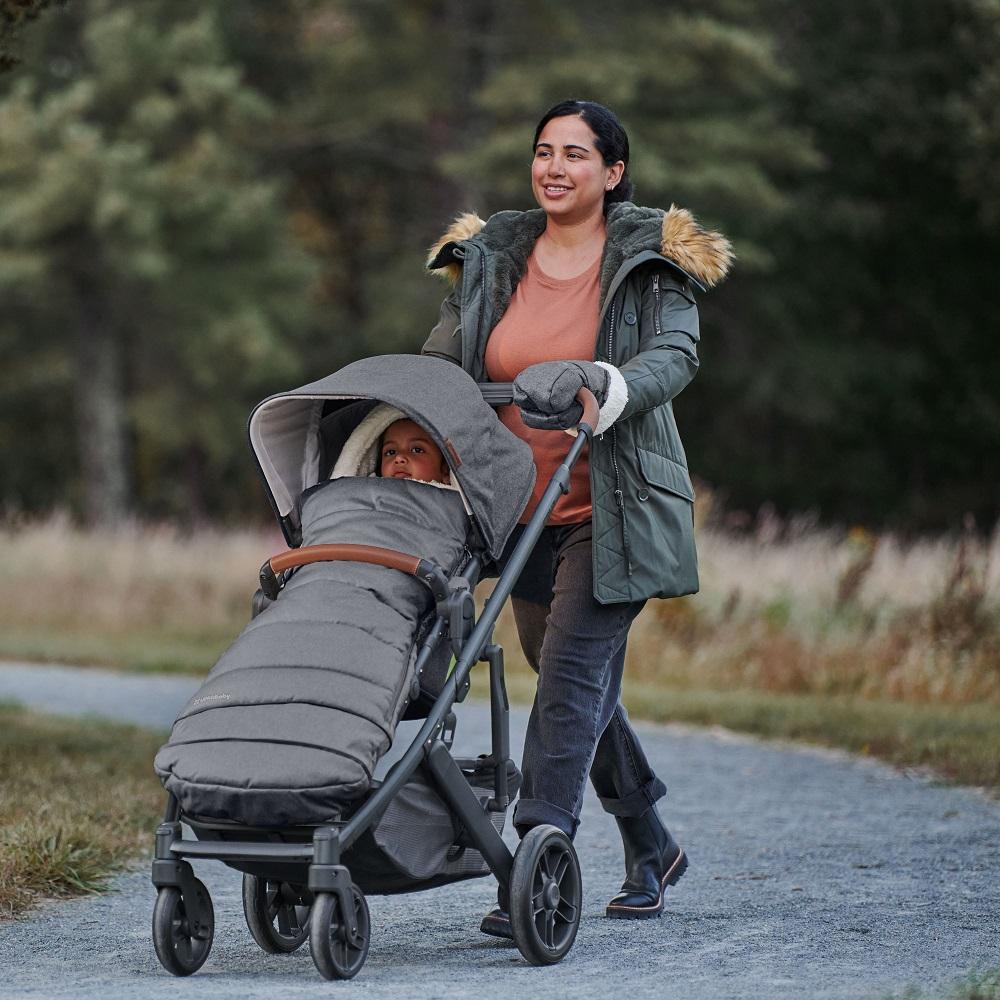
top-left (442, 0), bottom-right (498, 209)
top-left (74, 301), bottom-right (130, 526)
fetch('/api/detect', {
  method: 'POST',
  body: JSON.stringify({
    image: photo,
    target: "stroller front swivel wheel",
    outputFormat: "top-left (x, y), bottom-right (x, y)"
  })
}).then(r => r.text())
top-left (309, 884), bottom-right (370, 980)
top-left (242, 875), bottom-right (312, 954)
top-left (152, 880), bottom-right (214, 976)
top-left (509, 825), bottom-right (582, 965)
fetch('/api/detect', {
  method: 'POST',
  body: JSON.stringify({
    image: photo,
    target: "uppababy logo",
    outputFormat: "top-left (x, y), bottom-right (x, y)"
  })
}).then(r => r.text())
top-left (192, 693), bottom-right (232, 706)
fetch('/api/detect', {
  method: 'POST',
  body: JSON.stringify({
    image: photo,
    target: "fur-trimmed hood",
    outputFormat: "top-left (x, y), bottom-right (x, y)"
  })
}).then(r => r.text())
top-left (427, 202), bottom-right (733, 300)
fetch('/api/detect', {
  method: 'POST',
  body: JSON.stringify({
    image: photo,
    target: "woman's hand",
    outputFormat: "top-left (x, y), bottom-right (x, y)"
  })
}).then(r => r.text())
top-left (513, 360), bottom-right (612, 430)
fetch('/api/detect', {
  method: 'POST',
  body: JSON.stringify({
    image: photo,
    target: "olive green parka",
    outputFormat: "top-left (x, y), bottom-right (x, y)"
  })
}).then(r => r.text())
top-left (422, 201), bottom-right (732, 604)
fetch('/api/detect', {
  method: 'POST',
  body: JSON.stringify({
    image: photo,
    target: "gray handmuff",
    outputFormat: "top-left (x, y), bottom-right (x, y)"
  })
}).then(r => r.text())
top-left (153, 355), bottom-right (535, 886)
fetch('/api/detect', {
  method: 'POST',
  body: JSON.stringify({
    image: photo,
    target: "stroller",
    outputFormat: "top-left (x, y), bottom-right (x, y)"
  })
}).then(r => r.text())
top-left (150, 354), bottom-right (600, 980)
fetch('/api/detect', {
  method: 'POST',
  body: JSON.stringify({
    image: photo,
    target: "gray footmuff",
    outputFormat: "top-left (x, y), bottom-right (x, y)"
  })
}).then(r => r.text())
top-left (154, 476), bottom-right (469, 827)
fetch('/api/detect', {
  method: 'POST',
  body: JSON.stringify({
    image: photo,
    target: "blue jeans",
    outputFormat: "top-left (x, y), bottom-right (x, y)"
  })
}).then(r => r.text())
top-left (499, 521), bottom-right (668, 839)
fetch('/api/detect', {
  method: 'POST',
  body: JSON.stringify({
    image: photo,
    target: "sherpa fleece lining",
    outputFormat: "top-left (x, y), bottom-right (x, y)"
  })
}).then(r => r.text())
top-left (331, 402), bottom-right (468, 508)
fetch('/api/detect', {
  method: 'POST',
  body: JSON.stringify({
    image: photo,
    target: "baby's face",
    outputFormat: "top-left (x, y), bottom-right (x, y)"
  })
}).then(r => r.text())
top-left (380, 420), bottom-right (450, 483)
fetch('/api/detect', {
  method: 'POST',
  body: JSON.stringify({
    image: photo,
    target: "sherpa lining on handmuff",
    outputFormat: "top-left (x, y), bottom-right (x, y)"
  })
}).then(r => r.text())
top-left (153, 474), bottom-right (469, 827)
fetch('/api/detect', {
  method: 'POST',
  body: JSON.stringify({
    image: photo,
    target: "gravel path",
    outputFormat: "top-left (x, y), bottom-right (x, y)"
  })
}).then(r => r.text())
top-left (0, 661), bottom-right (998, 999)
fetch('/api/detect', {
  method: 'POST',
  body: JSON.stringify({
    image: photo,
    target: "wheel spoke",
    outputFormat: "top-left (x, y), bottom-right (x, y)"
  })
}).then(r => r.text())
top-left (531, 889), bottom-right (545, 916)
top-left (557, 899), bottom-right (578, 923)
top-left (265, 883), bottom-right (279, 921)
top-left (540, 848), bottom-right (556, 880)
top-left (174, 933), bottom-right (193, 964)
top-left (276, 905), bottom-right (293, 936)
top-left (543, 909), bottom-right (556, 948)
top-left (552, 853), bottom-right (570, 885)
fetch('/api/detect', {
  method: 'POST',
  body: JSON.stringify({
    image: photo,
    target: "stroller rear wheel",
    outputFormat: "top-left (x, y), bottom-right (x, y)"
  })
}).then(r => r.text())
top-left (509, 825), bottom-right (582, 965)
top-left (152, 880), bottom-right (214, 976)
top-left (309, 884), bottom-right (370, 980)
top-left (242, 875), bottom-right (312, 954)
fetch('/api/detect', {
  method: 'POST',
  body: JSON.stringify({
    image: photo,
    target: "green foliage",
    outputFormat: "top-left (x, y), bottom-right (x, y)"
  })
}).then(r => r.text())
top-left (0, 702), bottom-right (164, 917)
top-left (693, 0), bottom-right (1000, 529)
top-left (0, 0), bottom-right (317, 521)
top-left (0, 0), bottom-right (68, 72)
top-left (0, 0), bottom-right (995, 526)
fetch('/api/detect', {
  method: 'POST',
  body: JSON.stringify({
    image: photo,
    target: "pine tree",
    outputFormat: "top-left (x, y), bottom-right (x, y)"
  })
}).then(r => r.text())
top-left (0, 0), bottom-right (316, 522)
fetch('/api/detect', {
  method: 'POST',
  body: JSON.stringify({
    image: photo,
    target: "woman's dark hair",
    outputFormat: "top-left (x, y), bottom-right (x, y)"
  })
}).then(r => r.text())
top-left (533, 99), bottom-right (634, 211)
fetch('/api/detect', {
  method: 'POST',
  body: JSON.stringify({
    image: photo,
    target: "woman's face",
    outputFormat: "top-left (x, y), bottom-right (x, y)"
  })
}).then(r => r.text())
top-left (531, 115), bottom-right (624, 223)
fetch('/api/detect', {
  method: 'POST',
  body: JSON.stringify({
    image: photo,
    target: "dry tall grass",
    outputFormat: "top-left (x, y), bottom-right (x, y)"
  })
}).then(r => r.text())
top-left (489, 518), bottom-right (1000, 708)
top-left (0, 514), bottom-right (284, 670)
top-left (0, 513), bottom-right (997, 707)
top-left (623, 521), bottom-right (1000, 706)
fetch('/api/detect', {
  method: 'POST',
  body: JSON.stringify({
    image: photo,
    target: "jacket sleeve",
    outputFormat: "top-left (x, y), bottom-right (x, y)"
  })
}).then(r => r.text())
top-left (421, 287), bottom-right (463, 365)
top-left (618, 269), bottom-right (700, 420)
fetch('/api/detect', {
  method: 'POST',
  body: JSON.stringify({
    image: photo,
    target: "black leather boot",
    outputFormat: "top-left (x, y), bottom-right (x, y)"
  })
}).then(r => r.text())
top-left (606, 807), bottom-right (688, 919)
top-left (479, 886), bottom-right (513, 940)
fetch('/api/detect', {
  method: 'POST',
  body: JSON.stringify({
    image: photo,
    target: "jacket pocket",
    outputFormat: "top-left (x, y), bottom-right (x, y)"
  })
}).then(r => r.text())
top-left (632, 447), bottom-right (698, 597)
top-left (636, 447), bottom-right (695, 501)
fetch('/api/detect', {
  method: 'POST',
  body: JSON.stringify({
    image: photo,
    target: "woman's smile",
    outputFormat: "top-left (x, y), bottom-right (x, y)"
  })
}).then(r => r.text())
top-left (531, 115), bottom-right (621, 221)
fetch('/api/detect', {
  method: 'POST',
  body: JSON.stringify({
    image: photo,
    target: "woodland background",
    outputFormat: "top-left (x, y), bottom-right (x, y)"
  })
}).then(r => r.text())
top-left (2, 0), bottom-right (997, 533)
top-left (1, 5), bottom-right (998, 920)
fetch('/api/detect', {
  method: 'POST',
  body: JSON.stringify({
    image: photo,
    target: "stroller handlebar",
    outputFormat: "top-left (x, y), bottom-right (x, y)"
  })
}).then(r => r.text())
top-left (477, 384), bottom-right (599, 437)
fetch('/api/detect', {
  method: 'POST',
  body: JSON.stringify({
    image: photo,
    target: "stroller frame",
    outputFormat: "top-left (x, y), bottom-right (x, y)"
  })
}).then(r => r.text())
top-left (151, 386), bottom-right (598, 978)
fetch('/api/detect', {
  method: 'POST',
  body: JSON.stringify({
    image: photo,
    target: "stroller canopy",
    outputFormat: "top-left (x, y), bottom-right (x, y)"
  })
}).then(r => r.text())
top-left (248, 354), bottom-right (536, 559)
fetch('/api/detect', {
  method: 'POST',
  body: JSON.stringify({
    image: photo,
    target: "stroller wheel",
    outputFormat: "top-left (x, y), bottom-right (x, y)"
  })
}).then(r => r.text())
top-left (309, 884), bottom-right (370, 980)
top-left (242, 875), bottom-right (312, 954)
top-left (152, 880), bottom-right (214, 976)
top-left (509, 825), bottom-right (582, 966)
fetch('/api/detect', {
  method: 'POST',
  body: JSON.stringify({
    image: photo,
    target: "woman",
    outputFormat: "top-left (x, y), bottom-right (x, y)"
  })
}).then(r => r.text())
top-left (422, 100), bottom-right (732, 931)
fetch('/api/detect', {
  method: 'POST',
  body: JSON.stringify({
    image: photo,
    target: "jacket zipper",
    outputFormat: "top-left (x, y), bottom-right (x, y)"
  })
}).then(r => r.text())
top-left (475, 246), bottom-right (487, 373)
top-left (603, 300), bottom-right (633, 577)
top-left (652, 273), bottom-right (663, 336)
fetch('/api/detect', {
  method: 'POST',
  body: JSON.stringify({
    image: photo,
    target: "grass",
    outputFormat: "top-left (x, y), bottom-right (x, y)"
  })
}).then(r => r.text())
top-left (0, 703), bottom-right (165, 919)
top-left (0, 512), bottom-right (997, 790)
top-left (0, 514), bottom-right (278, 673)
top-left (500, 672), bottom-right (1000, 788)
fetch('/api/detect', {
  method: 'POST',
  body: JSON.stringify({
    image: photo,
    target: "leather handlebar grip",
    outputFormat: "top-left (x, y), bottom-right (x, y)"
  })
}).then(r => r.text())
top-left (576, 387), bottom-right (599, 434)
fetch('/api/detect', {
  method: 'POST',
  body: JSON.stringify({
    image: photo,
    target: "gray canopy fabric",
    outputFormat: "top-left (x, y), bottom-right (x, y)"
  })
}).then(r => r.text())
top-left (248, 354), bottom-right (536, 559)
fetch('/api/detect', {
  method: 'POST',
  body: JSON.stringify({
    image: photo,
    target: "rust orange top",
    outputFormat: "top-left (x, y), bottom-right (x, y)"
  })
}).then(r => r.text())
top-left (485, 252), bottom-right (600, 524)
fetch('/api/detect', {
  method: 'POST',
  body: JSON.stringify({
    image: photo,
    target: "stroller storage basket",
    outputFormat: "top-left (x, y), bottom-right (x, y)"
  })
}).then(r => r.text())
top-left (344, 757), bottom-right (522, 895)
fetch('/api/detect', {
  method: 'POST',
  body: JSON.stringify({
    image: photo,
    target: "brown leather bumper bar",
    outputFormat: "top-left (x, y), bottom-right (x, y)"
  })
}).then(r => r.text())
top-left (259, 544), bottom-right (450, 602)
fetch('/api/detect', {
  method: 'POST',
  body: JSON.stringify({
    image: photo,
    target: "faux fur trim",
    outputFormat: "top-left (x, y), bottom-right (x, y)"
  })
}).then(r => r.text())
top-left (659, 205), bottom-right (733, 289)
top-left (600, 203), bottom-right (733, 297)
top-left (426, 212), bottom-right (486, 285)
top-left (427, 203), bottom-right (732, 319)
top-left (594, 362), bottom-right (628, 435)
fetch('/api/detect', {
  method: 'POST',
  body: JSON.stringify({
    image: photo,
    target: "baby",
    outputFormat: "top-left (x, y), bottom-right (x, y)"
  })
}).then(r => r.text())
top-left (379, 419), bottom-right (450, 485)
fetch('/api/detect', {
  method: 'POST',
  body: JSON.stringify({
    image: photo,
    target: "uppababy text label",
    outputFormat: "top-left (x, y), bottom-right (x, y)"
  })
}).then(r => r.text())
top-left (191, 693), bottom-right (232, 706)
